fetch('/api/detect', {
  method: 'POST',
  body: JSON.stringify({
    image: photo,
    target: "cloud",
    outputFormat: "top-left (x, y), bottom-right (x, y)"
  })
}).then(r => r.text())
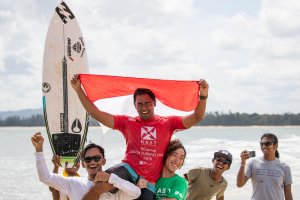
top-left (0, 0), bottom-right (299, 114)
top-left (1, 55), bottom-right (32, 75)
top-left (260, 0), bottom-right (300, 37)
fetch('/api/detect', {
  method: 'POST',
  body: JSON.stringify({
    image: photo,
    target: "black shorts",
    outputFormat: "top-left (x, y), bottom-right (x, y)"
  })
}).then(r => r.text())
top-left (105, 163), bottom-right (156, 200)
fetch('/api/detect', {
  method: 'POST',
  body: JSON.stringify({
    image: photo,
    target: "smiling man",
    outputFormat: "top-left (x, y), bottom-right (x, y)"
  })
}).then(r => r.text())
top-left (155, 139), bottom-right (188, 200)
top-left (184, 150), bottom-right (232, 200)
top-left (71, 76), bottom-right (209, 200)
top-left (31, 132), bottom-right (141, 200)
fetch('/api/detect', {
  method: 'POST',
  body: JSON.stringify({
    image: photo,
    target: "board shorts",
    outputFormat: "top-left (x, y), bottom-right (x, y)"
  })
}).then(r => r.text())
top-left (105, 163), bottom-right (156, 200)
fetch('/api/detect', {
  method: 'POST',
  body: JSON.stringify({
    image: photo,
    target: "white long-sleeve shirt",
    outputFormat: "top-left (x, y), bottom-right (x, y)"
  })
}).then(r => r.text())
top-left (35, 152), bottom-right (141, 200)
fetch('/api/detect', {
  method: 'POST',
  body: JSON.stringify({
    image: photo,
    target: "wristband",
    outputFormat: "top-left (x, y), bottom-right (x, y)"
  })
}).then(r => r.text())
top-left (200, 95), bottom-right (208, 100)
top-left (241, 162), bottom-right (246, 167)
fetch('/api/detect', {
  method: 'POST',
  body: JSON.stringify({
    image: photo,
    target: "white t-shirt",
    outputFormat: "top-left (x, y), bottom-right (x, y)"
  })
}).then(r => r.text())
top-left (245, 157), bottom-right (292, 200)
top-left (59, 190), bottom-right (69, 200)
top-left (35, 152), bottom-right (141, 200)
top-left (58, 169), bottom-right (79, 200)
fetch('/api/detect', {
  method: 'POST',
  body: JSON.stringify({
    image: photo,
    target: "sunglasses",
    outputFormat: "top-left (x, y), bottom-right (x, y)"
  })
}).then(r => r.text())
top-left (260, 141), bottom-right (273, 147)
top-left (83, 155), bottom-right (103, 163)
top-left (215, 157), bottom-right (230, 165)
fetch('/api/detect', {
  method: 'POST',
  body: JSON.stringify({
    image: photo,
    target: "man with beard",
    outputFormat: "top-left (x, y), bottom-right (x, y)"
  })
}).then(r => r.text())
top-left (71, 76), bottom-right (209, 200)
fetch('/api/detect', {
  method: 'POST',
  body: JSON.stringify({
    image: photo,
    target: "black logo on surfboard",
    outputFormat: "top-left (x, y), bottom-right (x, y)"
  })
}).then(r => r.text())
top-left (42, 82), bottom-right (51, 93)
top-left (56, 2), bottom-right (75, 24)
top-left (67, 37), bottom-right (86, 61)
top-left (73, 41), bottom-right (81, 53)
top-left (71, 118), bottom-right (82, 133)
top-left (67, 38), bottom-right (74, 61)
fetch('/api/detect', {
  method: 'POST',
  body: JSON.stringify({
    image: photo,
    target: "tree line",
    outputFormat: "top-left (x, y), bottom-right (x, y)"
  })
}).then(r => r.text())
top-left (0, 115), bottom-right (100, 127)
top-left (198, 112), bottom-right (300, 126)
top-left (0, 112), bottom-right (300, 126)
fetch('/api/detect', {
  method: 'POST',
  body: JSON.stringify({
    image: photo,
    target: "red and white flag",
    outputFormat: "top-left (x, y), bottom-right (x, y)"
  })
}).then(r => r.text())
top-left (79, 74), bottom-right (200, 132)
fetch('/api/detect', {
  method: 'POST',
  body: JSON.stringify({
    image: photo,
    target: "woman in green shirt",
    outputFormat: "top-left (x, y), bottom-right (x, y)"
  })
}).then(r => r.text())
top-left (137, 139), bottom-right (188, 200)
top-left (155, 139), bottom-right (188, 200)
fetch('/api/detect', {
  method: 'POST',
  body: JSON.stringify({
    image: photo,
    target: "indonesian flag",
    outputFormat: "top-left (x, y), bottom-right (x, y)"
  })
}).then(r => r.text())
top-left (79, 74), bottom-right (200, 131)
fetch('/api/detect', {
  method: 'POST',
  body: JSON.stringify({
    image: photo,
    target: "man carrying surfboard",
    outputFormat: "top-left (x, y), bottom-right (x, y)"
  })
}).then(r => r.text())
top-left (71, 75), bottom-right (209, 200)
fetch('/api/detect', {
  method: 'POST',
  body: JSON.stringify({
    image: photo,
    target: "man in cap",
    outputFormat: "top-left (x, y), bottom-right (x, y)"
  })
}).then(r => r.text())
top-left (184, 150), bottom-right (232, 200)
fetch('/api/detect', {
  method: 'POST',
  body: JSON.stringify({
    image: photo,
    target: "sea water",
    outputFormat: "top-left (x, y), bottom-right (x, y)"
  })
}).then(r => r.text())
top-left (0, 126), bottom-right (299, 200)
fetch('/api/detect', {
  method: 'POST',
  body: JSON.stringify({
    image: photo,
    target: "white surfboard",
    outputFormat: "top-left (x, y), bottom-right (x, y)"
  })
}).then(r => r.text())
top-left (42, 1), bottom-right (89, 168)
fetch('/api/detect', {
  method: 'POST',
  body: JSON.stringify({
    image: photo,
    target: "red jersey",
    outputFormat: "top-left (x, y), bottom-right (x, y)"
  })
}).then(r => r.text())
top-left (114, 115), bottom-right (186, 183)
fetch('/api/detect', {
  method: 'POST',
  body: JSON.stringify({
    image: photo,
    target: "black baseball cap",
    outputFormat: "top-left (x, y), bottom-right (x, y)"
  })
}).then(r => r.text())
top-left (214, 150), bottom-right (233, 164)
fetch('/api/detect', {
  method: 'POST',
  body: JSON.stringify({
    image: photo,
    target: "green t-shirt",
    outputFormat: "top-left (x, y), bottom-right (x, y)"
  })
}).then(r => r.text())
top-left (156, 174), bottom-right (187, 200)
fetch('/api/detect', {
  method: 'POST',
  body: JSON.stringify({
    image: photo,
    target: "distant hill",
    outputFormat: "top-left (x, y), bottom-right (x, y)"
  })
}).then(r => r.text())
top-left (0, 108), bottom-right (43, 119)
top-left (0, 108), bottom-right (100, 126)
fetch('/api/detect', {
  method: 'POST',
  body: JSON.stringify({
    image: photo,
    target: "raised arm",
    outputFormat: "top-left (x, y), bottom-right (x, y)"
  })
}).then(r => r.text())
top-left (70, 75), bottom-right (114, 128)
top-left (31, 132), bottom-right (73, 196)
top-left (182, 79), bottom-right (209, 128)
top-left (31, 132), bottom-right (44, 152)
top-left (236, 150), bottom-right (250, 187)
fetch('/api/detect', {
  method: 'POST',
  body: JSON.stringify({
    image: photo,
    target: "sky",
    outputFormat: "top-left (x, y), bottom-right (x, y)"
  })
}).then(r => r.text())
top-left (0, 0), bottom-right (300, 114)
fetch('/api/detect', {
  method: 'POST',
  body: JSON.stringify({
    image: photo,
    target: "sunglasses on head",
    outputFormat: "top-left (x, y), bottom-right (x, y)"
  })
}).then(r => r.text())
top-left (260, 141), bottom-right (273, 147)
top-left (83, 155), bottom-right (103, 163)
top-left (215, 157), bottom-right (230, 165)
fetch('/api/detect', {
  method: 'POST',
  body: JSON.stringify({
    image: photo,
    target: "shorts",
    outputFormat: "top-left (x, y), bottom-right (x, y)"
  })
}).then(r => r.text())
top-left (105, 163), bottom-right (156, 200)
